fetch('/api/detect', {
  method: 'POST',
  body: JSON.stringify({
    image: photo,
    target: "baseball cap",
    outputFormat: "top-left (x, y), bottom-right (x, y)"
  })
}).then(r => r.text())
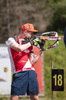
top-left (22, 23), bottom-right (38, 32)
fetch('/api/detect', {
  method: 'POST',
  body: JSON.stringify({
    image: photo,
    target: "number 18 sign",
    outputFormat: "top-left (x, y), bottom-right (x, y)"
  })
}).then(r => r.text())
top-left (52, 69), bottom-right (64, 91)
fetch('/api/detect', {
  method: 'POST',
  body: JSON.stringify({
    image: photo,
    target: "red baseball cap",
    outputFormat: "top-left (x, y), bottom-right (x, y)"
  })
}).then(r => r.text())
top-left (22, 23), bottom-right (38, 32)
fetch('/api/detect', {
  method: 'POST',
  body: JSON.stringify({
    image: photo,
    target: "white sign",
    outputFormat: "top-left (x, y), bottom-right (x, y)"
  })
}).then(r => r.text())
top-left (0, 45), bottom-right (11, 95)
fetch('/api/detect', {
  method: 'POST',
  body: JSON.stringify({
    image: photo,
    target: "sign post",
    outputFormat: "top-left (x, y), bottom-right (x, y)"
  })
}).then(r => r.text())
top-left (51, 60), bottom-right (64, 100)
top-left (51, 61), bottom-right (53, 100)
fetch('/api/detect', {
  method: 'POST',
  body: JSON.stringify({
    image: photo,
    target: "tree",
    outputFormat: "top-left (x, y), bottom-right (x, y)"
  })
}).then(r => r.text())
top-left (47, 5), bottom-right (66, 34)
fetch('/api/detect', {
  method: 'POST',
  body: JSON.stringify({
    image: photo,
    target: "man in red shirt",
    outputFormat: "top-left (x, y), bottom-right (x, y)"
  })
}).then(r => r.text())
top-left (6, 23), bottom-right (44, 100)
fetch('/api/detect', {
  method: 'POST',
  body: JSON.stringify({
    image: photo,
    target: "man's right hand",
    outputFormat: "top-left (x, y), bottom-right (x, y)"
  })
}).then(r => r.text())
top-left (30, 38), bottom-right (41, 46)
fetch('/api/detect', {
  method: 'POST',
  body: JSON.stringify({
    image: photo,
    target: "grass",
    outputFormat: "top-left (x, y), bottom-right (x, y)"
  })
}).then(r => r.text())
top-left (0, 96), bottom-right (66, 100)
top-left (44, 38), bottom-right (66, 100)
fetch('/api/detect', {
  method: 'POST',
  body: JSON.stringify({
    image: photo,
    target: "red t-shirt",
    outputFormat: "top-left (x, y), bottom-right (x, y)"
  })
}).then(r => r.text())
top-left (6, 37), bottom-right (34, 74)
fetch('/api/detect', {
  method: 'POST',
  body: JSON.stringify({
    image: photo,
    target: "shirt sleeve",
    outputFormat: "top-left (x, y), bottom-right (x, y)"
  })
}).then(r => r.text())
top-left (6, 37), bottom-right (16, 46)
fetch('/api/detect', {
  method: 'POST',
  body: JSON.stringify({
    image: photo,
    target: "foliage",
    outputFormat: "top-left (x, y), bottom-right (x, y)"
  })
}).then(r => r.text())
top-left (47, 0), bottom-right (66, 35)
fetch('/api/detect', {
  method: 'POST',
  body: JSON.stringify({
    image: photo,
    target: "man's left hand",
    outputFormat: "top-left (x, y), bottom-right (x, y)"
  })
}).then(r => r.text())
top-left (39, 39), bottom-right (45, 51)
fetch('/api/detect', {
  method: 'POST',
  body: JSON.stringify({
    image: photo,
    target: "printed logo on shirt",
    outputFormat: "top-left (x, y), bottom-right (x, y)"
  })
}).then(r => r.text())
top-left (24, 49), bottom-right (30, 53)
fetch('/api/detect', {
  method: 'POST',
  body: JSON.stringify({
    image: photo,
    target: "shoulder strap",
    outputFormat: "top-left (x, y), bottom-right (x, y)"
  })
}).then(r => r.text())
top-left (14, 36), bottom-right (17, 42)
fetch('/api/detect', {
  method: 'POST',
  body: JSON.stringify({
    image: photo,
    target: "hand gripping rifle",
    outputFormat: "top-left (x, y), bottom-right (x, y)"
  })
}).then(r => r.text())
top-left (34, 31), bottom-right (63, 51)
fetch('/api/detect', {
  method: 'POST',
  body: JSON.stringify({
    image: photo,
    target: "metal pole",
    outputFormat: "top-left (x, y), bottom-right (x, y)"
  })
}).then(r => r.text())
top-left (51, 60), bottom-right (53, 100)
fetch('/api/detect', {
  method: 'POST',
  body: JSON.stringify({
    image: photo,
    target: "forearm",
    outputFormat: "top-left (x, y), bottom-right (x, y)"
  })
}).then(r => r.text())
top-left (30, 50), bottom-right (42, 66)
top-left (10, 42), bottom-right (31, 52)
top-left (19, 42), bottom-right (31, 51)
top-left (34, 50), bottom-right (42, 64)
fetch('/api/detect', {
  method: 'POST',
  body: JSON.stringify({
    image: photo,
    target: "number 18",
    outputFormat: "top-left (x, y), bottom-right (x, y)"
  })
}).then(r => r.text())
top-left (53, 74), bottom-right (62, 86)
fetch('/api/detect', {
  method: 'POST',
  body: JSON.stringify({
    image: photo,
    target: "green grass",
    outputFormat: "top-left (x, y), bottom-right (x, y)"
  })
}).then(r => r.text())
top-left (44, 38), bottom-right (66, 100)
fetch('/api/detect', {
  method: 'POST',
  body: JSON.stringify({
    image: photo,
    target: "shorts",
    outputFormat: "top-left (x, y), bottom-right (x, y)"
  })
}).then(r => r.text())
top-left (11, 70), bottom-right (39, 95)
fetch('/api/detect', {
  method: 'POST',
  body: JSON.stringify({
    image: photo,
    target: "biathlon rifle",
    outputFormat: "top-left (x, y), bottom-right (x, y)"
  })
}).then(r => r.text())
top-left (33, 31), bottom-right (64, 51)
top-left (18, 31), bottom-right (64, 51)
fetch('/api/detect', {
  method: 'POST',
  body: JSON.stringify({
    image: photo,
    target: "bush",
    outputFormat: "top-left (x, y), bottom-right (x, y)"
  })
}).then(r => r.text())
top-left (47, 5), bottom-right (66, 35)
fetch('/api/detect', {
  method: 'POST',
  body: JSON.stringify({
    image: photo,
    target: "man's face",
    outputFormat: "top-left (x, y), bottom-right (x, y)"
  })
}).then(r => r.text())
top-left (24, 31), bottom-right (33, 39)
